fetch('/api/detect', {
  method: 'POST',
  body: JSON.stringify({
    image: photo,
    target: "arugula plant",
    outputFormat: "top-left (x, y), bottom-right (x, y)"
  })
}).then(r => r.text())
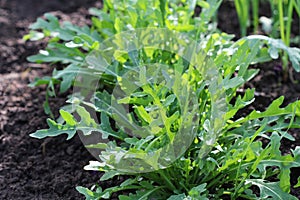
top-left (26, 0), bottom-right (300, 199)
top-left (31, 34), bottom-right (300, 199)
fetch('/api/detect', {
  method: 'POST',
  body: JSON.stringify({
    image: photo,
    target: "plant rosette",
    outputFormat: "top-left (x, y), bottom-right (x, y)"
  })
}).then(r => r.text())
top-left (66, 28), bottom-right (227, 173)
top-left (27, 1), bottom-right (300, 198)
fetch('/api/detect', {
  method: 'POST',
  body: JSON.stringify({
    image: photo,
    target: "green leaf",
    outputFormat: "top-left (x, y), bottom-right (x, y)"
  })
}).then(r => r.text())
top-left (295, 176), bottom-right (300, 188)
top-left (246, 35), bottom-right (300, 72)
top-left (188, 183), bottom-right (208, 199)
top-left (163, 94), bottom-right (176, 107)
top-left (198, 1), bottom-right (210, 9)
top-left (85, 143), bottom-right (108, 149)
top-left (30, 104), bottom-right (110, 141)
top-left (27, 48), bottom-right (84, 64)
top-left (99, 112), bottom-right (126, 140)
top-left (286, 47), bottom-right (300, 72)
top-left (228, 98), bottom-right (300, 129)
top-left (114, 50), bottom-right (128, 63)
top-left (52, 64), bottom-right (84, 93)
top-left (30, 119), bottom-right (76, 140)
top-left (135, 106), bottom-right (152, 124)
top-left (76, 106), bottom-right (97, 127)
top-left (245, 179), bottom-right (297, 199)
top-left (222, 76), bottom-right (244, 90)
top-left (76, 186), bottom-right (98, 199)
top-left (268, 46), bottom-right (279, 59)
top-left (94, 91), bottom-right (150, 138)
top-left (28, 76), bottom-right (52, 87)
top-left (23, 30), bottom-right (45, 41)
top-left (30, 13), bottom-right (75, 41)
top-left (119, 188), bottom-right (162, 200)
top-left (167, 194), bottom-right (186, 200)
top-left (225, 88), bottom-right (255, 120)
top-left (114, 17), bottom-right (123, 33)
top-left (100, 171), bottom-right (121, 181)
top-left (59, 109), bottom-right (77, 126)
top-left (43, 99), bottom-right (53, 116)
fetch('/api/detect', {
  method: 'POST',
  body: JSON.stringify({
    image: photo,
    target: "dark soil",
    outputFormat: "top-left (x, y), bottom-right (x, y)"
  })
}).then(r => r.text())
top-left (0, 0), bottom-right (299, 199)
top-left (0, 0), bottom-right (102, 199)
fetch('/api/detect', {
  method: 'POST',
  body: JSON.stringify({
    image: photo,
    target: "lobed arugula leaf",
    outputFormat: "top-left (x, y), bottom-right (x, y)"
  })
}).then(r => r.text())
top-left (246, 35), bottom-right (300, 72)
top-left (245, 179), bottom-right (298, 200)
top-left (30, 118), bottom-right (76, 140)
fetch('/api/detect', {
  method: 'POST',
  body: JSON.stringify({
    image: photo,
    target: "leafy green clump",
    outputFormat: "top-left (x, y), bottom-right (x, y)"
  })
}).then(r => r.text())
top-left (26, 0), bottom-right (300, 199)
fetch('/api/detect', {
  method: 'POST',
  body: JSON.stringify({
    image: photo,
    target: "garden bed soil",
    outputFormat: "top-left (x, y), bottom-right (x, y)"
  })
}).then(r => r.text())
top-left (0, 0), bottom-right (299, 199)
top-left (0, 0), bottom-right (102, 199)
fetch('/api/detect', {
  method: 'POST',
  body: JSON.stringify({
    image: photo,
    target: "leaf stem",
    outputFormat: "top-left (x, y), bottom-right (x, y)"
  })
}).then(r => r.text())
top-left (252, 0), bottom-right (259, 33)
top-left (277, 0), bottom-right (288, 76)
top-left (286, 0), bottom-right (294, 47)
top-left (158, 170), bottom-right (177, 192)
top-left (278, 0), bottom-right (285, 44)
